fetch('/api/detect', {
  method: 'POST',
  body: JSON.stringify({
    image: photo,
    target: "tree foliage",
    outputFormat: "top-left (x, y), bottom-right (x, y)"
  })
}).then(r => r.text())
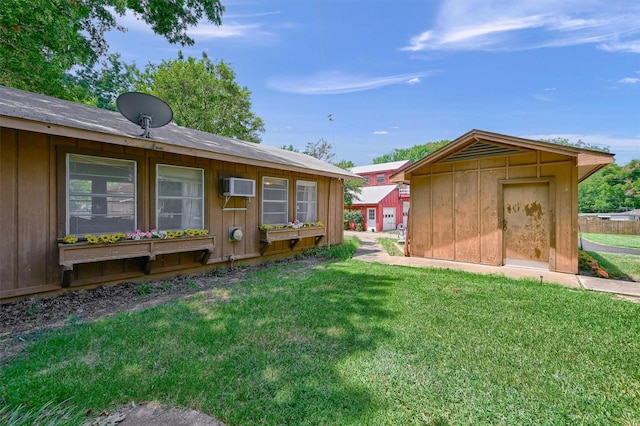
top-left (136, 54), bottom-right (264, 143)
top-left (542, 137), bottom-right (610, 153)
top-left (372, 140), bottom-right (450, 164)
top-left (282, 141), bottom-right (362, 205)
top-left (579, 160), bottom-right (640, 213)
top-left (0, 0), bottom-right (224, 100)
top-left (74, 54), bottom-right (138, 110)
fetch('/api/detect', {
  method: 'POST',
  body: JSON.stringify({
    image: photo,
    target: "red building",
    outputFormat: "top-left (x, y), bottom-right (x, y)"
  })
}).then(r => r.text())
top-left (349, 161), bottom-right (411, 232)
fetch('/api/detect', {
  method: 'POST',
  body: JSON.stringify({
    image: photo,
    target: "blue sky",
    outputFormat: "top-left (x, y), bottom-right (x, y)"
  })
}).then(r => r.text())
top-left (107, 0), bottom-right (639, 166)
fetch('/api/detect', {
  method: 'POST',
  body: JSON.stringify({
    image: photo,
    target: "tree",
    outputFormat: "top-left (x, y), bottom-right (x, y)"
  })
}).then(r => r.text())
top-left (0, 0), bottom-right (224, 100)
top-left (74, 54), bottom-right (138, 110)
top-left (303, 139), bottom-right (335, 163)
top-left (282, 141), bottom-right (362, 205)
top-left (335, 159), bottom-right (363, 207)
top-left (137, 54), bottom-right (264, 143)
top-left (282, 139), bottom-right (335, 163)
top-left (542, 137), bottom-right (610, 153)
top-left (372, 140), bottom-right (449, 164)
top-left (579, 160), bottom-right (640, 213)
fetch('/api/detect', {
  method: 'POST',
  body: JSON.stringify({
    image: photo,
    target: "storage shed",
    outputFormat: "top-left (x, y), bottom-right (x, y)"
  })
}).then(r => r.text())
top-left (392, 129), bottom-right (613, 273)
top-left (0, 86), bottom-right (357, 300)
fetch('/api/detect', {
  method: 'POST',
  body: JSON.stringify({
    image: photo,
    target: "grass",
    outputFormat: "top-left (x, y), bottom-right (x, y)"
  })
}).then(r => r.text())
top-left (581, 233), bottom-right (640, 249)
top-left (376, 237), bottom-right (404, 256)
top-left (2, 245), bottom-right (640, 424)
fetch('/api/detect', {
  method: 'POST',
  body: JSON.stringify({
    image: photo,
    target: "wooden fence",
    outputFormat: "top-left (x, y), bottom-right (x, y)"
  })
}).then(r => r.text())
top-left (578, 219), bottom-right (640, 235)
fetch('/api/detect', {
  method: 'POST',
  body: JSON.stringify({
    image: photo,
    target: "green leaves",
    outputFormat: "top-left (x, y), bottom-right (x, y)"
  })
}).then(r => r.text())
top-left (138, 55), bottom-right (265, 143)
top-left (579, 160), bottom-right (640, 213)
top-left (0, 0), bottom-right (224, 101)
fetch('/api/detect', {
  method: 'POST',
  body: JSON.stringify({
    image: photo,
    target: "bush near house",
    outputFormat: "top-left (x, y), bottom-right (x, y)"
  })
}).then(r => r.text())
top-left (344, 209), bottom-right (364, 231)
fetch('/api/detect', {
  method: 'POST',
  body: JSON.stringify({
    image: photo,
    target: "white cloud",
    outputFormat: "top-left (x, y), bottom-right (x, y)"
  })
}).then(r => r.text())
top-left (190, 22), bottom-right (266, 39)
top-left (402, 0), bottom-right (640, 53)
top-left (373, 131), bottom-right (389, 135)
top-left (618, 77), bottom-right (640, 84)
top-left (112, 9), bottom-right (279, 44)
top-left (267, 70), bottom-right (436, 95)
top-left (408, 77), bottom-right (421, 85)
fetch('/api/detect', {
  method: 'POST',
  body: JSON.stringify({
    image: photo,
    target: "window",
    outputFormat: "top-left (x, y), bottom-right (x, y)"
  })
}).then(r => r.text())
top-left (262, 176), bottom-right (288, 225)
top-left (66, 154), bottom-right (136, 235)
top-left (362, 176), bottom-right (370, 185)
top-left (296, 180), bottom-right (317, 223)
top-left (156, 165), bottom-right (204, 230)
top-left (376, 173), bottom-right (385, 184)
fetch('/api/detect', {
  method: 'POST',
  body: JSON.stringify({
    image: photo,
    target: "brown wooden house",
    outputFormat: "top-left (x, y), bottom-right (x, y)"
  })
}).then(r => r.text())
top-left (0, 86), bottom-right (357, 300)
top-left (392, 129), bottom-right (613, 274)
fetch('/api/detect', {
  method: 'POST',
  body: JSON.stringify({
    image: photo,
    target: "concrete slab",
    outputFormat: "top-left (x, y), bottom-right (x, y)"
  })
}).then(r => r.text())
top-left (345, 231), bottom-right (639, 296)
top-left (578, 275), bottom-right (640, 297)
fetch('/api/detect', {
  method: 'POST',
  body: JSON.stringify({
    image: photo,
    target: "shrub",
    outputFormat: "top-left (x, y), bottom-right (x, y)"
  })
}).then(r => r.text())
top-left (343, 209), bottom-right (364, 230)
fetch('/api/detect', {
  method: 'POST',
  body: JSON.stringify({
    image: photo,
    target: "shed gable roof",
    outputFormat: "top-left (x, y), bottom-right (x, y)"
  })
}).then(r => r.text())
top-left (393, 129), bottom-right (613, 183)
top-left (0, 85), bottom-right (358, 180)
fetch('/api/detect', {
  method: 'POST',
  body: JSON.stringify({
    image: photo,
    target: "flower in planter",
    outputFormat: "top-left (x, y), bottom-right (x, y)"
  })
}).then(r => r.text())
top-left (62, 235), bottom-right (78, 244)
top-left (85, 234), bottom-right (100, 244)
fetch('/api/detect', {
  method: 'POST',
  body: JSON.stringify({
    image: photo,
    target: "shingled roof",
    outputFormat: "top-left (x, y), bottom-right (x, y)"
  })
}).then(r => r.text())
top-left (0, 85), bottom-right (358, 180)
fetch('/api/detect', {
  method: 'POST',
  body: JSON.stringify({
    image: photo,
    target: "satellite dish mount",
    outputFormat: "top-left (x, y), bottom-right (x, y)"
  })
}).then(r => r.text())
top-left (116, 92), bottom-right (173, 139)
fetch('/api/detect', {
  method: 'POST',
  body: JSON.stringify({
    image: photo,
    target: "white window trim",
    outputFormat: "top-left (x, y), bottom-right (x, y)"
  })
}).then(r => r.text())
top-left (66, 153), bottom-right (137, 236)
top-left (262, 176), bottom-right (289, 225)
top-left (156, 164), bottom-right (205, 230)
top-left (295, 180), bottom-right (317, 223)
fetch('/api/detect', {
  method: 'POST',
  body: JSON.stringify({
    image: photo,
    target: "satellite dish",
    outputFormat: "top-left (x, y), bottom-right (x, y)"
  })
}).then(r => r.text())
top-left (116, 92), bottom-right (173, 139)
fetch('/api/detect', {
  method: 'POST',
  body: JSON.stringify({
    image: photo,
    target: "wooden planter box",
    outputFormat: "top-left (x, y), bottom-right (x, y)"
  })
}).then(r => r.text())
top-left (259, 227), bottom-right (325, 254)
top-left (58, 235), bottom-right (216, 287)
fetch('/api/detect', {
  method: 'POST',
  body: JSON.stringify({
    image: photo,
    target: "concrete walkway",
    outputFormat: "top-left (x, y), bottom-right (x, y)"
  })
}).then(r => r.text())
top-left (345, 231), bottom-right (640, 299)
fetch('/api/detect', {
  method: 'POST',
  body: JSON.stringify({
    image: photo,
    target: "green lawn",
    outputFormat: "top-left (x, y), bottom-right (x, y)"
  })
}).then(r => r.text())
top-left (581, 232), bottom-right (640, 249)
top-left (376, 237), bottom-right (403, 256)
top-left (2, 254), bottom-right (640, 424)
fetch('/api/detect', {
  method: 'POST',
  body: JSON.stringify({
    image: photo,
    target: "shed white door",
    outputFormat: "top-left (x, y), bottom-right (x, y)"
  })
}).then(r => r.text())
top-left (382, 207), bottom-right (396, 231)
top-left (503, 183), bottom-right (550, 269)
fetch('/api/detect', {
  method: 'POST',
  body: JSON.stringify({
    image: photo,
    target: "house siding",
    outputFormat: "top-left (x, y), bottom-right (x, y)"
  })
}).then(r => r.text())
top-left (1, 127), bottom-right (344, 300)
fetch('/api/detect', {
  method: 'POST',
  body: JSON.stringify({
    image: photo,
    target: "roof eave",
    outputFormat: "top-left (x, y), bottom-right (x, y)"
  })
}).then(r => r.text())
top-left (1, 115), bottom-right (358, 180)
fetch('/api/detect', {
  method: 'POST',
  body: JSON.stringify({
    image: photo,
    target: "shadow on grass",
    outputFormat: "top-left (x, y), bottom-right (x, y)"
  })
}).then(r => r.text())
top-left (585, 250), bottom-right (634, 281)
top-left (1, 262), bottom-right (396, 425)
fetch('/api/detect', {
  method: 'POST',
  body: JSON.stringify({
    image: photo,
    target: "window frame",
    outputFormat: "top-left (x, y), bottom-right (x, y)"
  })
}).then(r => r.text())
top-left (65, 153), bottom-right (137, 237)
top-left (376, 173), bottom-right (385, 184)
top-left (295, 180), bottom-right (317, 223)
top-left (261, 176), bottom-right (289, 225)
top-left (155, 164), bottom-right (205, 231)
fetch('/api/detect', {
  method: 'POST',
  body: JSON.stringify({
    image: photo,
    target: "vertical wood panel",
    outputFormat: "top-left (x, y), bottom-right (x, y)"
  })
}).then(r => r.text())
top-left (432, 174), bottom-right (454, 259)
top-left (17, 131), bottom-right (50, 286)
top-left (543, 163), bottom-right (573, 273)
top-left (409, 175), bottom-right (431, 257)
top-left (454, 171), bottom-right (479, 262)
top-left (480, 169), bottom-right (505, 265)
top-left (0, 128), bottom-right (18, 293)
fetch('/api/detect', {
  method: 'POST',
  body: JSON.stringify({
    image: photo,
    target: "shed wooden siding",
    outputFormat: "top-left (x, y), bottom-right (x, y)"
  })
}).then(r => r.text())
top-left (409, 151), bottom-right (578, 273)
top-left (1, 127), bottom-right (343, 299)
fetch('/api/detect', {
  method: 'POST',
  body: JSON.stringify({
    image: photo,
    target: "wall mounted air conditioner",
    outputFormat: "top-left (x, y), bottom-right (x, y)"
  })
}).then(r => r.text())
top-left (223, 178), bottom-right (256, 197)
